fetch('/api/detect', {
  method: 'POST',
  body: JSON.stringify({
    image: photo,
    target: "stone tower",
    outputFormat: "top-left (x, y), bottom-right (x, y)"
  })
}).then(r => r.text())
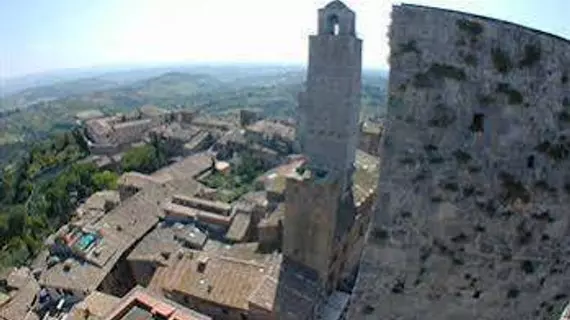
top-left (296, 0), bottom-right (362, 192)
top-left (282, 171), bottom-right (347, 289)
top-left (283, 0), bottom-right (362, 291)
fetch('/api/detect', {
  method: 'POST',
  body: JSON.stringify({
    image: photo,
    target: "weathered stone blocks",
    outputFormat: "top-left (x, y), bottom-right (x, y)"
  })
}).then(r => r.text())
top-left (349, 4), bottom-right (570, 320)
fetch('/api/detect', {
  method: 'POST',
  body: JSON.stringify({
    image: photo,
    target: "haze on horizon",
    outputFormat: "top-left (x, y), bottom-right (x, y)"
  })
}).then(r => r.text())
top-left (1, 0), bottom-right (569, 80)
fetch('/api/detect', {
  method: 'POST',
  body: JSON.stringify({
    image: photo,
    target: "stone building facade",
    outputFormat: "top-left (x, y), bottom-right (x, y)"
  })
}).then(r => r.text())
top-left (283, 171), bottom-right (346, 290)
top-left (350, 4), bottom-right (570, 320)
top-left (296, 0), bottom-right (362, 192)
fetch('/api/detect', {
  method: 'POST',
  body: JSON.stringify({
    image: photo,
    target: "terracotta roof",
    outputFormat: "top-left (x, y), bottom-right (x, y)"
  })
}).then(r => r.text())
top-left (6, 267), bottom-right (31, 290)
top-left (202, 242), bottom-right (275, 266)
top-left (0, 278), bottom-right (40, 320)
top-left (162, 202), bottom-right (232, 227)
top-left (247, 256), bottom-right (322, 320)
top-left (151, 153), bottom-right (213, 182)
top-left (161, 252), bottom-right (270, 311)
top-left (245, 120), bottom-right (295, 141)
top-left (152, 123), bottom-right (201, 141)
top-left (39, 183), bottom-right (170, 292)
top-left (86, 119), bottom-right (112, 136)
top-left (118, 172), bottom-right (163, 190)
top-left (171, 195), bottom-right (231, 215)
top-left (68, 291), bottom-right (120, 320)
top-left (104, 286), bottom-right (211, 320)
top-left (126, 225), bottom-right (181, 262)
top-left (82, 191), bottom-right (120, 212)
top-left (225, 212), bottom-right (251, 242)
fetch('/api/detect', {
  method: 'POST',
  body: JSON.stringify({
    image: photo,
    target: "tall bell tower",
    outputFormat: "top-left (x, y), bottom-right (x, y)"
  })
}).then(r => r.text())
top-left (296, 0), bottom-right (362, 192)
top-left (284, 0), bottom-right (362, 291)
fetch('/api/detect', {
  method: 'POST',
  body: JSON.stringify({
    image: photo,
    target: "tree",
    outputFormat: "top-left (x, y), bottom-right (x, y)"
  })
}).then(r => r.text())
top-left (72, 128), bottom-right (90, 154)
top-left (92, 171), bottom-right (119, 190)
top-left (121, 145), bottom-right (165, 174)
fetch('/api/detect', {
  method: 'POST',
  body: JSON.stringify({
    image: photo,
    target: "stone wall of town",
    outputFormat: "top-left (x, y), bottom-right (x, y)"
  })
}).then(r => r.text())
top-left (349, 4), bottom-right (570, 319)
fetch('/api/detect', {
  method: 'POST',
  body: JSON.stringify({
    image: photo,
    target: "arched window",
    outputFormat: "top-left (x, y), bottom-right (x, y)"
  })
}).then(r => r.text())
top-left (328, 14), bottom-right (340, 35)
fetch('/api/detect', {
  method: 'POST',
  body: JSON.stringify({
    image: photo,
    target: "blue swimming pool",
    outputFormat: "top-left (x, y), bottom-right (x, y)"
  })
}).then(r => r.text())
top-left (77, 233), bottom-right (96, 250)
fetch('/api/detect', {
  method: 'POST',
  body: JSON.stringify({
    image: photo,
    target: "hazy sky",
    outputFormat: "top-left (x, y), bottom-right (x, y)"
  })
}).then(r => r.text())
top-left (1, 0), bottom-right (569, 79)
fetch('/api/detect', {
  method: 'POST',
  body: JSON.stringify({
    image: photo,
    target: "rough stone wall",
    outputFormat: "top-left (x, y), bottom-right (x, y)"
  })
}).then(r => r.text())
top-left (349, 4), bottom-right (570, 320)
top-left (283, 174), bottom-right (342, 286)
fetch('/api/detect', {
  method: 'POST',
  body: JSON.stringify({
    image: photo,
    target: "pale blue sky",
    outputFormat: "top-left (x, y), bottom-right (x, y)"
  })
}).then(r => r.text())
top-left (1, 0), bottom-right (569, 79)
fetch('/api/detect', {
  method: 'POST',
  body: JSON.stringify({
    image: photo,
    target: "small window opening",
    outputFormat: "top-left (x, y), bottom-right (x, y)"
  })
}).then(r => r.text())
top-left (527, 155), bottom-right (535, 169)
top-left (470, 113), bottom-right (485, 133)
top-left (329, 14), bottom-right (340, 35)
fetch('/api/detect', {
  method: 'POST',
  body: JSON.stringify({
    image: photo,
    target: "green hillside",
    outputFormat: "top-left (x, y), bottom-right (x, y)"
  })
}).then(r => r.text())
top-left (0, 67), bottom-right (387, 164)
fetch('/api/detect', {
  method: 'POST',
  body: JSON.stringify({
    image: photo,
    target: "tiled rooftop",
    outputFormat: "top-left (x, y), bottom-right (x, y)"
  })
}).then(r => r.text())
top-left (5, 267), bottom-right (32, 290)
top-left (161, 252), bottom-right (271, 311)
top-left (161, 202), bottom-right (232, 227)
top-left (86, 118), bottom-right (112, 136)
top-left (151, 153), bottom-right (213, 182)
top-left (39, 183), bottom-right (171, 292)
top-left (126, 225), bottom-right (181, 263)
top-left (84, 191), bottom-right (120, 211)
top-left (0, 277), bottom-right (40, 320)
top-left (151, 123), bottom-right (201, 142)
top-left (247, 256), bottom-right (322, 320)
top-left (68, 291), bottom-right (120, 320)
top-left (246, 120), bottom-right (295, 141)
top-left (118, 172), bottom-right (164, 190)
top-left (225, 212), bottom-right (251, 242)
top-left (104, 286), bottom-right (211, 320)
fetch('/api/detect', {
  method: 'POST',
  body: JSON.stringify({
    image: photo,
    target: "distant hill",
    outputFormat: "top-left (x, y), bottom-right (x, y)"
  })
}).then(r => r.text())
top-left (124, 72), bottom-right (225, 98)
top-left (1, 77), bottom-right (120, 109)
top-left (0, 66), bottom-right (387, 163)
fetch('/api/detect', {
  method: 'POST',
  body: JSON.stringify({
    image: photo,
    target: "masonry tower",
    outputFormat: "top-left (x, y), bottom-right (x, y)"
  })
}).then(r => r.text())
top-left (296, 0), bottom-right (362, 192)
top-left (284, 0), bottom-right (362, 291)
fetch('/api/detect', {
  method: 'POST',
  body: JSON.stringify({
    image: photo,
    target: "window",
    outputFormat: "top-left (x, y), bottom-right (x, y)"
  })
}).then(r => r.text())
top-left (470, 113), bottom-right (485, 133)
top-left (328, 14), bottom-right (340, 35)
top-left (527, 155), bottom-right (535, 169)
